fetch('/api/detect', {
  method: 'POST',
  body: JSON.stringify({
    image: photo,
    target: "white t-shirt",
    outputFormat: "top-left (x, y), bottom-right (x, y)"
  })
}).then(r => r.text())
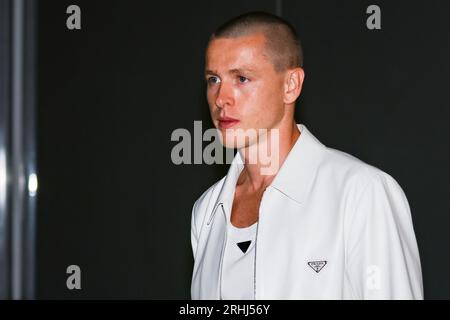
top-left (221, 220), bottom-right (258, 300)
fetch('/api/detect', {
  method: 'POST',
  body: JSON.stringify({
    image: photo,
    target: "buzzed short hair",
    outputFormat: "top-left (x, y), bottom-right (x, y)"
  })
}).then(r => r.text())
top-left (209, 11), bottom-right (303, 72)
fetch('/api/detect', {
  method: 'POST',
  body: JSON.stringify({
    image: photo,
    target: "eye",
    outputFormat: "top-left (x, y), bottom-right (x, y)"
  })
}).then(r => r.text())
top-left (207, 76), bottom-right (220, 84)
top-left (238, 76), bottom-right (249, 83)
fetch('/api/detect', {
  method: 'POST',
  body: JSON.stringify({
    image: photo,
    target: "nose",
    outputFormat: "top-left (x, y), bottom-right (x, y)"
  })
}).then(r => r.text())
top-left (215, 82), bottom-right (234, 110)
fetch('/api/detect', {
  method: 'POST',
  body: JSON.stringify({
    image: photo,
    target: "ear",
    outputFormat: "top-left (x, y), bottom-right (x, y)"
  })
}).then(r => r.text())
top-left (283, 68), bottom-right (305, 105)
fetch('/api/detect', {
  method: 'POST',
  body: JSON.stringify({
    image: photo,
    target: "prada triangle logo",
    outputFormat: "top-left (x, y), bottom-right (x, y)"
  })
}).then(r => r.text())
top-left (237, 241), bottom-right (251, 253)
top-left (308, 260), bottom-right (327, 273)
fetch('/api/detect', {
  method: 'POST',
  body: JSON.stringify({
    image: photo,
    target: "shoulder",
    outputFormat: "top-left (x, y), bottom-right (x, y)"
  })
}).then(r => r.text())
top-left (321, 148), bottom-right (412, 239)
top-left (317, 146), bottom-right (410, 226)
top-left (320, 146), bottom-right (402, 193)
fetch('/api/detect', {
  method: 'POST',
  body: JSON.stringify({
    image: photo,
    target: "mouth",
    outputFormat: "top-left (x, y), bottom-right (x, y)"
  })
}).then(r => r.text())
top-left (217, 117), bottom-right (240, 129)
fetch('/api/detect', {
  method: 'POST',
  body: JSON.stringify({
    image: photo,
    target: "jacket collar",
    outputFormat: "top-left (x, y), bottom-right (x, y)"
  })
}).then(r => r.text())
top-left (270, 123), bottom-right (326, 204)
top-left (208, 124), bottom-right (326, 224)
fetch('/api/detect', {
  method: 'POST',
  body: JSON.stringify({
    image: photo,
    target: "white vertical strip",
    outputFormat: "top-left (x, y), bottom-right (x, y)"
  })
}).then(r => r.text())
top-left (12, 0), bottom-right (24, 300)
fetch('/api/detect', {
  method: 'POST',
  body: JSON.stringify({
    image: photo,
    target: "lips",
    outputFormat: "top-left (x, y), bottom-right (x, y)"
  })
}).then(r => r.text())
top-left (218, 116), bottom-right (240, 129)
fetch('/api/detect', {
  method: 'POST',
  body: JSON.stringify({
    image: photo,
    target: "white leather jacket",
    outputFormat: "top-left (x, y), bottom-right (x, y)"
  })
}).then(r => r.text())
top-left (190, 124), bottom-right (423, 299)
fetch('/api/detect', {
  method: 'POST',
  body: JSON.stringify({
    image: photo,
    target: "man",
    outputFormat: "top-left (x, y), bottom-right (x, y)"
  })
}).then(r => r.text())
top-left (190, 11), bottom-right (423, 299)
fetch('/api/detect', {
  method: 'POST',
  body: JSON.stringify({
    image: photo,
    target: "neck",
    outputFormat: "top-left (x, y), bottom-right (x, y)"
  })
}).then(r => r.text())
top-left (237, 120), bottom-right (300, 191)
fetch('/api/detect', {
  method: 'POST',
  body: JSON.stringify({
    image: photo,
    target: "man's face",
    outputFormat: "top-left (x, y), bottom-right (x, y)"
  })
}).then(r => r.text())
top-left (205, 33), bottom-right (286, 149)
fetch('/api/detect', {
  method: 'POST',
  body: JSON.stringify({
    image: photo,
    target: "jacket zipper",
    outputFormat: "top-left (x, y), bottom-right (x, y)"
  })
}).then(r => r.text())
top-left (219, 203), bottom-right (227, 300)
top-left (254, 187), bottom-right (269, 299)
top-left (253, 217), bottom-right (259, 299)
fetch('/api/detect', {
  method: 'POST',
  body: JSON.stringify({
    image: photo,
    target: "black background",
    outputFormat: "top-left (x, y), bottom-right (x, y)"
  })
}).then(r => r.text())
top-left (36, 0), bottom-right (450, 299)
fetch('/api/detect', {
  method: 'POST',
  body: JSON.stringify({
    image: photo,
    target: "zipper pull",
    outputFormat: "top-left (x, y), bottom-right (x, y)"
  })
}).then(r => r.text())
top-left (207, 202), bottom-right (222, 225)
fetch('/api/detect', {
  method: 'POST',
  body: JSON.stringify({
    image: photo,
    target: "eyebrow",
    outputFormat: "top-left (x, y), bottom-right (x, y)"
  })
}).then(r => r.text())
top-left (205, 68), bottom-right (257, 76)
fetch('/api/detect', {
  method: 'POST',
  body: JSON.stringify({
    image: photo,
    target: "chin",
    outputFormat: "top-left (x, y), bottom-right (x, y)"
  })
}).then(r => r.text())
top-left (218, 130), bottom-right (240, 149)
top-left (217, 128), bottom-right (257, 149)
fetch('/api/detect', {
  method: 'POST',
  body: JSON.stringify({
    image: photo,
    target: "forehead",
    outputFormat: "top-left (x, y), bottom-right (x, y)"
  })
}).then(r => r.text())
top-left (205, 33), bottom-right (272, 73)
